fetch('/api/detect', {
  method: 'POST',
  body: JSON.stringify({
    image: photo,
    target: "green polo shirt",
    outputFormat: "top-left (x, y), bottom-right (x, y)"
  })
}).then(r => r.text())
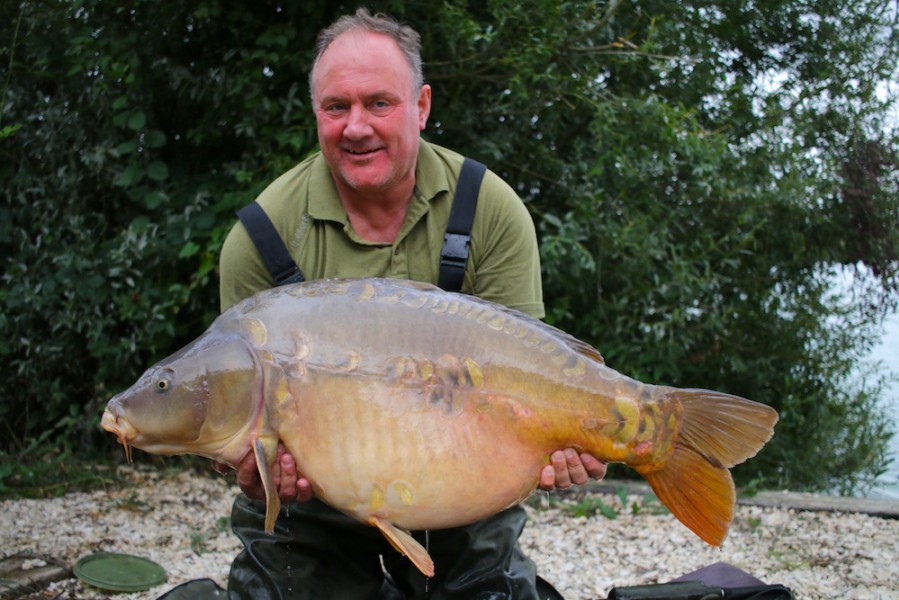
top-left (219, 140), bottom-right (544, 318)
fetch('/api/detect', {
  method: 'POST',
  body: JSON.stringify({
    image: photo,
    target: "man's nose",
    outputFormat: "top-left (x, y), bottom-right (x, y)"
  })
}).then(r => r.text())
top-left (344, 105), bottom-right (373, 138)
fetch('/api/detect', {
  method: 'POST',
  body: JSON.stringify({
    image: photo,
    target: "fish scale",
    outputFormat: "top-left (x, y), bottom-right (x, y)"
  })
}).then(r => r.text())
top-left (102, 277), bottom-right (778, 578)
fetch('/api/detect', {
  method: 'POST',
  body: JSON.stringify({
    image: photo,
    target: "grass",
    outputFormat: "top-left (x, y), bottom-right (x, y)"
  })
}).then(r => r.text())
top-left (0, 452), bottom-right (119, 500)
top-left (0, 446), bottom-right (215, 501)
top-left (526, 484), bottom-right (670, 520)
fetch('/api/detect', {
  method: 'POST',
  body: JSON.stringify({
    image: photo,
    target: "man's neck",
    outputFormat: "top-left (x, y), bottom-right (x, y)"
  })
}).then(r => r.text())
top-left (336, 180), bottom-right (415, 244)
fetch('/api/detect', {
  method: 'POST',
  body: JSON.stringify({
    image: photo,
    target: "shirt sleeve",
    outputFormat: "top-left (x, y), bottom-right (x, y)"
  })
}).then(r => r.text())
top-left (218, 157), bottom-right (315, 311)
top-left (467, 170), bottom-right (545, 319)
top-left (219, 220), bottom-right (276, 312)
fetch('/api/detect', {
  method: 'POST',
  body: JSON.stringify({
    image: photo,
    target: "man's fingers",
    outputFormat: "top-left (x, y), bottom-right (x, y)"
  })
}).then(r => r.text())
top-left (563, 448), bottom-right (589, 486)
top-left (581, 453), bottom-right (608, 481)
top-left (296, 478), bottom-right (315, 503)
top-left (235, 452), bottom-right (263, 497)
top-left (551, 449), bottom-right (572, 489)
top-left (538, 465), bottom-right (556, 491)
top-left (278, 452), bottom-right (299, 502)
top-left (538, 450), bottom-right (607, 492)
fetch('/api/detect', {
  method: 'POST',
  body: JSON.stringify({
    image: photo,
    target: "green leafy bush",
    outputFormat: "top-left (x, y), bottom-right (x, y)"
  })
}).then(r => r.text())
top-left (1, 0), bottom-right (896, 495)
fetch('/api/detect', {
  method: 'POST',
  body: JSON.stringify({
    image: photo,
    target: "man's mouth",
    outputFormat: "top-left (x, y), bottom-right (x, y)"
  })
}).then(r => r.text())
top-left (344, 147), bottom-right (382, 156)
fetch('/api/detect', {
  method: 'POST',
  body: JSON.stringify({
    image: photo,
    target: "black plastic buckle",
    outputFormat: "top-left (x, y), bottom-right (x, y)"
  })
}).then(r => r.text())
top-left (441, 232), bottom-right (470, 266)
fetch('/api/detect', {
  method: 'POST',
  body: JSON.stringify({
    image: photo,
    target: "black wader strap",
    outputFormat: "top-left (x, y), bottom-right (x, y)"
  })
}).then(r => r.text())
top-left (236, 202), bottom-right (305, 286)
top-left (438, 158), bottom-right (487, 292)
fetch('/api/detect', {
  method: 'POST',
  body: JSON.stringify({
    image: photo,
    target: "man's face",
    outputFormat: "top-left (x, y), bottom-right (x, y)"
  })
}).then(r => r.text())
top-left (312, 31), bottom-right (431, 196)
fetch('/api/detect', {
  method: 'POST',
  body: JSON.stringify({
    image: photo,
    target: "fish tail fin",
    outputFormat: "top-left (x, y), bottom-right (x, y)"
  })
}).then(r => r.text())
top-left (638, 388), bottom-right (778, 546)
top-left (253, 435), bottom-right (282, 533)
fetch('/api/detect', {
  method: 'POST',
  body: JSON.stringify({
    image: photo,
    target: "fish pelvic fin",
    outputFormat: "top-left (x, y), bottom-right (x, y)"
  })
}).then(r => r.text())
top-left (369, 517), bottom-right (435, 577)
top-left (639, 388), bottom-right (778, 546)
top-left (252, 435), bottom-right (282, 533)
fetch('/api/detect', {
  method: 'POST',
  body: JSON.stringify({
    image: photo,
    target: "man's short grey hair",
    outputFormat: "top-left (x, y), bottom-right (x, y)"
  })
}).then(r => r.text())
top-left (309, 8), bottom-right (424, 100)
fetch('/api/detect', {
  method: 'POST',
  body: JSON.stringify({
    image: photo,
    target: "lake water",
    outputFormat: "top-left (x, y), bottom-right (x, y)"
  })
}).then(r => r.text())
top-left (867, 309), bottom-right (899, 500)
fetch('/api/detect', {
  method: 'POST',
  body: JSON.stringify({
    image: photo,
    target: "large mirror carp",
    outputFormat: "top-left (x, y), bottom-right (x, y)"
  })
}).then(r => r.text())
top-left (102, 277), bottom-right (778, 576)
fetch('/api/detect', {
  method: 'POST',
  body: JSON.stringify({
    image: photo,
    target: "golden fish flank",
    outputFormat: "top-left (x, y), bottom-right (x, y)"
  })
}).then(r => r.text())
top-left (391, 480), bottom-right (417, 506)
top-left (101, 277), bottom-right (778, 579)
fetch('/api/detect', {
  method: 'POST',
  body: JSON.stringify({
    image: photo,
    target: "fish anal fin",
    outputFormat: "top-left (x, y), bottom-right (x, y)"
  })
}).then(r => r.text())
top-left (640, 443), bottom-right (735, 546)
top-left (369, 516), bottom-right (435, 577)
top-left (253, 435), bottom-right (282, 533)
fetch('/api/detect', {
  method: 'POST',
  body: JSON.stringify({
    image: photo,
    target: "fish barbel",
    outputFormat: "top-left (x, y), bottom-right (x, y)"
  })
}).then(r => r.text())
top-left (101, 277), bottom-right (778, 576)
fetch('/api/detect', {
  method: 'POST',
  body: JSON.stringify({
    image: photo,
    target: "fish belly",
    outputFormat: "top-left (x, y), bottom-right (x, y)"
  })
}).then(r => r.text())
top-left (280, 372), bottom-right (549, 531)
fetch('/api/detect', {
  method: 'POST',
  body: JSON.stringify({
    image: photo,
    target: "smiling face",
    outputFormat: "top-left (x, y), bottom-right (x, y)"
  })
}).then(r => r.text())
top-left (312, 31), bottom-right (431, 198)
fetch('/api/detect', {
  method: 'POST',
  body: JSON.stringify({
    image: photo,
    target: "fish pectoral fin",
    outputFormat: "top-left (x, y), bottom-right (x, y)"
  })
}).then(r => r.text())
top-left (369, 517), bottom-right (435, 577)
top-left (253, 435), bottom-right (282, 533)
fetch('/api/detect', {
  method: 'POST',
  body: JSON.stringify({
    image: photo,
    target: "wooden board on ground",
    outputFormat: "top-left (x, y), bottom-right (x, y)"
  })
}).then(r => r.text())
top-left (568, 479), bottom-right (899, 519)
top-left (0, 553), bottom-right (71, 599)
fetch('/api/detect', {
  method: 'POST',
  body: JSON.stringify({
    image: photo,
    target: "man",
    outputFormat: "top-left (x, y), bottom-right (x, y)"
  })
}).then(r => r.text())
top-left (218, 8), bottom-right (606, 599)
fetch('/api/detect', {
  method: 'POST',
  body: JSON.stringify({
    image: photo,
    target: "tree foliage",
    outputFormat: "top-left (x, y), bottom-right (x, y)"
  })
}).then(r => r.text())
top-left (2, 0), bottom-right (897, 493)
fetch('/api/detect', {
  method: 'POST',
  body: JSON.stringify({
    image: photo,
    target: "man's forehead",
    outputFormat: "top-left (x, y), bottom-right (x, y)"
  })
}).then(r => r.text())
top-left (318, 31), bottom-right (405, 69)
top-left (312, 32), bottom-right (413, 97)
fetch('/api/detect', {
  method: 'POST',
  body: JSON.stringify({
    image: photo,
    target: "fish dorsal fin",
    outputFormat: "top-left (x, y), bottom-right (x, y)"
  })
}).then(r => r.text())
top-left (552, 327), bottom-right (605, 364)
top-left (492, 303), bottom-right (606, 365)
top-left (369, 516), bottom-right (435, 577)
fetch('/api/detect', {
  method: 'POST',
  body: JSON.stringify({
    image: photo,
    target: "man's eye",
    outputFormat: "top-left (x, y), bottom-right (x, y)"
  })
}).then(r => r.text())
top-left (370, 100), bottom-right (391, 113)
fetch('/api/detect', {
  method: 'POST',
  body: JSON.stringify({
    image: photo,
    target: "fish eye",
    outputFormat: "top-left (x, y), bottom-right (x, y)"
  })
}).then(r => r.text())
top-left (150, 367), bottom-right (176, 393)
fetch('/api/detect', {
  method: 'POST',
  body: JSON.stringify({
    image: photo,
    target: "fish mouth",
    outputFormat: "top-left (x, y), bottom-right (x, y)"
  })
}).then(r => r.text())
top-left (101, 409), bottom-right (136, 463)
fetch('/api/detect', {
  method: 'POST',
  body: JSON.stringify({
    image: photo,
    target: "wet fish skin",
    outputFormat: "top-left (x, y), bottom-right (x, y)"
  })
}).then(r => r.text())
top-left (102, 277), bottom-right (778, 577)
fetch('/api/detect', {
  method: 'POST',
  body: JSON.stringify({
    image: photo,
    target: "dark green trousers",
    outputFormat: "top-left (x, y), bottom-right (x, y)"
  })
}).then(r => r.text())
top-left (227, 495), bottom-right (541, 600)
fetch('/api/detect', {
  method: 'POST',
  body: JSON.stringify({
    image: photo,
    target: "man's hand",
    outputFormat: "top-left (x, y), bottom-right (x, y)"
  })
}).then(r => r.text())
top-left (215, 443), bottom-right (314, 503)
top-left (539, 448), bottom-right (607, 491)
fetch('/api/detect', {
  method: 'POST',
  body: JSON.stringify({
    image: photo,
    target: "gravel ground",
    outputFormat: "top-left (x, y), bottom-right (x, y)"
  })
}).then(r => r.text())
top-left (2, 466), bottom-right (897, 599)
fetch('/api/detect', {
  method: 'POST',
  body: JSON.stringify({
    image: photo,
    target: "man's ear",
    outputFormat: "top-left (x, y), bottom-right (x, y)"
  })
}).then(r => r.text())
top-left (417, 84), bottom-right (432, 130)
